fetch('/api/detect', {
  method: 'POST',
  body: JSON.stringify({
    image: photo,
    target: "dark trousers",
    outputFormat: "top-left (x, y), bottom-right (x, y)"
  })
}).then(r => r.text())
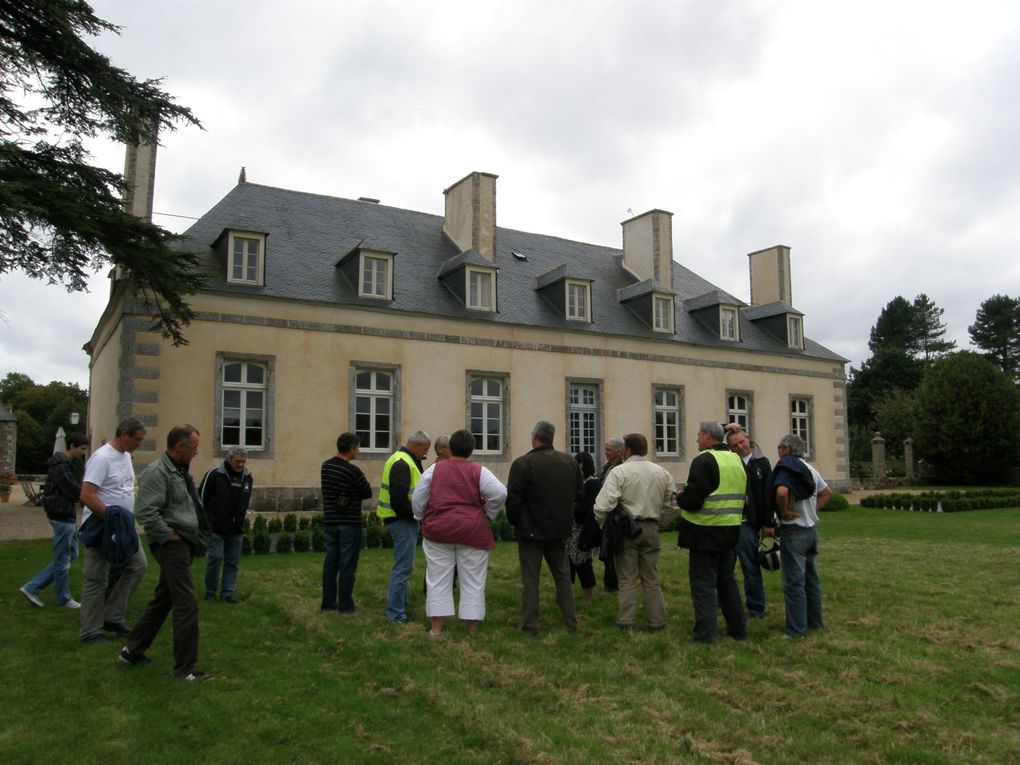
top-left (688, 548), bottom-right (746, 643)
top-left (322, 525), bottom-right (362, 612)
top-left (126, 540), bottom-right (200, 675)
top-left (517, 538), bottom-right (577, 631)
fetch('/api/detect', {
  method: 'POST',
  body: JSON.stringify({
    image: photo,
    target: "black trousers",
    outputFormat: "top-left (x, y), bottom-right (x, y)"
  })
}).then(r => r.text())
top-left (126, 539), bottom-right (200, 675)
top-left (688, 548), bottom-right (746, 643)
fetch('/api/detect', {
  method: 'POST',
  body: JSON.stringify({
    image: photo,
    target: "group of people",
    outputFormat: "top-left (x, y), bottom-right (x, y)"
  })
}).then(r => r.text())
top-left (19, 418), bottom-right (253, 681)
top-left (18, 412), bottom-right (829, 681)
top-left (320, 417), bottom-right (830, 643)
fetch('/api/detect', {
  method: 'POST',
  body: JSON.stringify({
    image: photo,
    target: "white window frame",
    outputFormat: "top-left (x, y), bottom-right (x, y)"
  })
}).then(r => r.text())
top-left (726, 391), bottom-right (753, 433)
top-left (359, 252), bottom-right (393, 300)
top-left (218, 359), bottom-right (269, 452)
top-left (565, 280), bottom-right (591, 322)
top-left (227, 231), bottom-right (265, 285)
top-left (652, 386), bottom-right (684, 458)
top-left (467, 374), bottom-right (508, 455)
top-left (720, 306), bottom-right (739, 341)
top-left (567, 381), bottom-right (601, 457)
top-left (653, 295), bottom-right (674, 333)
top-left (352, 367), bottom-right (397, 453)
top-left (790, 396), bottom-right (812, 457)
top-left (788, 315), bottom-right (804, 349)
top-left (466, 267), bottom-right (495, 312)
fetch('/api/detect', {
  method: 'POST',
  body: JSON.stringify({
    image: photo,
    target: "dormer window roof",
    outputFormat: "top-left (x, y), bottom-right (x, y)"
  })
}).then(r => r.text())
top-left (212, 224), bottom-right (269, 286)
top-left (535, 265), bottom-right (593, 323)
top-left (336, 242), bottom-right (396, 301)
top-left (437, 250), bottom-right (498, 312)
top-left (744, 301), bottom-right (805, 349)
top-left (685, 289), bottom-right (745, 342)
top-left (618, 279), bottom-right (675, 334)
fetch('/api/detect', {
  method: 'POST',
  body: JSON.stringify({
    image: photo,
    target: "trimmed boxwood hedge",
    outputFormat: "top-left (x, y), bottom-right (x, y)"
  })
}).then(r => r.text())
top-left (859, 488), bottom-right (1020, 512)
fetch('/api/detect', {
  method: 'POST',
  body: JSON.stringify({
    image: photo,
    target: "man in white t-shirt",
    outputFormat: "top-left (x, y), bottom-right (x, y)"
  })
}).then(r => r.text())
top-left (773, 434), bottom-right (831, 639)
top-left (78, 418), bottom-right (149, 644)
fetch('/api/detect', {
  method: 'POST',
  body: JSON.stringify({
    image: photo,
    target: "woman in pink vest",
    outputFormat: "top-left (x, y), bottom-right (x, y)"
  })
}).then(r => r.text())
top-left (412, 429), bottom-right (507, 636)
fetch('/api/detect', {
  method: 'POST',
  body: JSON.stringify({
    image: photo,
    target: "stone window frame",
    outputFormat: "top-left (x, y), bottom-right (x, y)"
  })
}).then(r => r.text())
top-left (720, 306), bottom-right (740, 341)
top-left (725, 389), bottom-right (754, 434)
top-left (349, 362), bottom-right (402, 459)
top-left (565, 377), bottom-right (603, 461)
top-left (787, 315), bottom-right (804, 349)
top-left (465, 266), bottom-right (496, 312)
top-left (565, 279), bottom-right (592, 322)
top-left (358, 252), bottom-right (394, 300)
top-left (465, 370), bottom-right (511, 459)
top-left (652, 295), bottom-right (675, 333)
top-left (226, 231), bottom-right (266, 286)
top-left (790, 394), bottom-right (813, 459)
top-left (651, 384), bottom-right (685, 461)
top-left (213, 352), bottom-right (275, 458)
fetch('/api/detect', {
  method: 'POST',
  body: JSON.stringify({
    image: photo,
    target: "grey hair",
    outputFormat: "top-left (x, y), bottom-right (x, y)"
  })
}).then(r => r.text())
top-left (225, 446), bottom-right (248, 460)
top-left (433, 435), bottom-right (450, 450)
top-left (407, 430), bottom-right (431, 446)
top-left (779, 434), bottom-right (806, 457)
top-left (604, 437), bottom-right (624, 452)
top-left (699, 421), bottom-right (725, 442)
top-left (115, 417), bottom-right (145, 438)
top-left (532, 420), bottom-right (555, 445)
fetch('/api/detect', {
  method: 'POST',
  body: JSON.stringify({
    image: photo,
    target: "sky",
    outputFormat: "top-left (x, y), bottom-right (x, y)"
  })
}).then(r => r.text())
top-left (2, 0), bottom-right (1019, 390)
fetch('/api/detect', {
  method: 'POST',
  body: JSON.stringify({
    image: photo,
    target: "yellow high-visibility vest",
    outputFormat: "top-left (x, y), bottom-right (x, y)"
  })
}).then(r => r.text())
top-left (375, 450), bottom-right (421, 519)
top-left (680, 450), bottom-right (746, 527)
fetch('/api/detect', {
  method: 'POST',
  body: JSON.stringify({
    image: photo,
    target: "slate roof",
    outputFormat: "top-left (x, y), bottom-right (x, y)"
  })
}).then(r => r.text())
top-left (179, 182), bottom-right (845, 363)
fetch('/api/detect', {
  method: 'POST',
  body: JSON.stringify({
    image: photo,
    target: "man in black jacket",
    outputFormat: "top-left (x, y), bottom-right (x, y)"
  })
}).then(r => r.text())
top-left (19, 433), bottom-right (89, 608)
top-left (199, 447), bottom-right (253, 604)
top-left (506, 421), bottom-right (582, 633)
top-left (725, 425), bottom-right (775, 619)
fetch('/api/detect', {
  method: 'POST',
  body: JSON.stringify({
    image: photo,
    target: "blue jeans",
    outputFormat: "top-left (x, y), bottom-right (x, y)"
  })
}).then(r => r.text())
top-left (23, 520), bottom-right (79, 605)
top-left (735, 523), bottom-right (766, 617)
top-left (322, 525), bottom-right (362, 612)
top-left (204, 533), bottom-right (244, 599)
top-left (385, 519), bottom-right (419, 622)
top-left (780, 524), bottom-right (823, 637)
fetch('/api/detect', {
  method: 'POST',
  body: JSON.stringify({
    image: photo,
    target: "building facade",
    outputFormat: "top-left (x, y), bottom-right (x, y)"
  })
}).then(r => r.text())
top-left (85, 165), bottom-right (849, 510)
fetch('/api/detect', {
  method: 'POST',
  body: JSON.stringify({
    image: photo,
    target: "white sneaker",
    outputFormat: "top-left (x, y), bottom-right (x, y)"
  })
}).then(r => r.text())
top-left (19, 587), bottom-right (44, 608)
top-left (61, 598), bottom-right (81, 609)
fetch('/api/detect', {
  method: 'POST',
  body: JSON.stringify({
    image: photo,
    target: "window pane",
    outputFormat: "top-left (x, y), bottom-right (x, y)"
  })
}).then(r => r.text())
top-left (245, 364), bottom-right (265, 385)
top-left (376, 372), bottom-right (392, 392)
top-left (224, 364), bottom-right (242, 383)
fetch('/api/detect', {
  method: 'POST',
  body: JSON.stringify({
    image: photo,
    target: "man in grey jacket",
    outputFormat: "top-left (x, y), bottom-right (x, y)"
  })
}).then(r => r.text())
top-left (120, 425), bottom-right (212, 680)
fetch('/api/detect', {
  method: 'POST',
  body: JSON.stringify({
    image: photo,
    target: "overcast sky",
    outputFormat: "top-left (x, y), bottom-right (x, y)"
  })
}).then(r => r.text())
top-left (2, 0), bottom-right (1018, 390)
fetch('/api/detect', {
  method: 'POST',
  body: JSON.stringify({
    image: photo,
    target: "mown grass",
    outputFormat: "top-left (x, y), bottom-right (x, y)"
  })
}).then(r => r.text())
top-left (1, 506), bottom-right (1018, 764)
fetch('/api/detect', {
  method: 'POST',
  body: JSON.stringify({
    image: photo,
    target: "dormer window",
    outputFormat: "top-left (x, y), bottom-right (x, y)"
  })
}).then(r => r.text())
top-left (466, 267), bottom-right (495, 311)
top-left (359, 252), bottom-right (393, 300)
top-left (787, 315), bottom-right (803, 349)
top-left (653, 295), bottom-right (674, 333)
top-left (566, 280), bottom-right (591, 322)
top-left (228, 232), bottom-right (265, 285)
top-left (720, 306), bottom-right (739, 341)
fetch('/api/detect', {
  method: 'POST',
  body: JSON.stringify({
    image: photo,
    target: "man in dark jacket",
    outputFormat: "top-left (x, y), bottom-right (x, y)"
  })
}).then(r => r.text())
top-left (321, 432), bottom-right (373, 613)
top-left (199, 447), bottom-right (253, 603)
top-left (724, 425), bottom-right (774, 619)
top-left (19, 433), bottom-right (89, 609)
top-left (506, 421), bottom-right (582, 633)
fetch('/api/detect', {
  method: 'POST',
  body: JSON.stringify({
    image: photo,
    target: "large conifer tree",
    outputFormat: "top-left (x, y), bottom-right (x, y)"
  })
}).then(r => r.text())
top-left (968, 295), bottom-right (1020, 380)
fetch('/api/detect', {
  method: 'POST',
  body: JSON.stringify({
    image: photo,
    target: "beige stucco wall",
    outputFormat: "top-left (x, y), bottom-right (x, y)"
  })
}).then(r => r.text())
top-left (89, 290), bottom-right (847, 494)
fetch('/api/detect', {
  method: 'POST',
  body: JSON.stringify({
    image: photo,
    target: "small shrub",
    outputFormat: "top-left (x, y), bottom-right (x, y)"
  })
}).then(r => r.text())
top-left (268, 516), bottom-right (283, 533)
top-left (293, 530), bottom-right (310, 552)
top-left (242, 535), bottom-right (253, 555)
top-left (298, 516), bottom-right (311, 530)
top-left (283, 513), bottom-right (298, 532)
top-left (311, 527), bottom-right (325, 552)
top-left (243, 517), bottom-right (252, 534)
top-left (365, 522), bottom-right (385, 548)
top-left (252, 531), bottom-right (271, 554)
top-left (276, 532), bottom-right (293, 553)
top-left (311, 513), bottom-right (324, 529)
top-left (823, 493), bottom-right (849, 512)
top-left (253, 515), bottom-right (268, 533)
top-left (491, 510), bottom-right (515, 540)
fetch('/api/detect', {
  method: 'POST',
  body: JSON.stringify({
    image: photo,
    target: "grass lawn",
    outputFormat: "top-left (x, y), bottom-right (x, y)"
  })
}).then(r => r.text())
top-left (1, 506), bottom-right (1018, 765)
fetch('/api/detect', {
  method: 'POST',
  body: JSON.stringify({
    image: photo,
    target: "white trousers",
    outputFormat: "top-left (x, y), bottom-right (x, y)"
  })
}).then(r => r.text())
top-left (422, 538), bottom-right (490, 620)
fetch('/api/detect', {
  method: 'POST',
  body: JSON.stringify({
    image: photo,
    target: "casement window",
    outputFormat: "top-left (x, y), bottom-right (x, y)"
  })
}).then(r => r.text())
top-left (567, 382), bottom-right (601, 457)
top-left (565, 280), bottom-right (591, 322)
top-left (720, 306), bottom-right (739, 341)
top-left (216, 357), bottom-right (273, 454)
top-left (790, 396), bottom-right (812, 457)
top-left (788, 315), bottom-right (803, 349)
top-left (359, 253), bottom-right (393, 300)
top-left (653, 387), bottom-right (684, 458)
top-left (227, 233), bottom-right (265, 285)
top-left (726, 391), bottom-right (753, 432)
top-left (353, 368), bottom-right (396, 452)
top-left (468, 375), bottom-right (507, 455)
top-left (466, 267), bottom-right (495, 311)
top-left (653, 295), bottom-right (674, 333)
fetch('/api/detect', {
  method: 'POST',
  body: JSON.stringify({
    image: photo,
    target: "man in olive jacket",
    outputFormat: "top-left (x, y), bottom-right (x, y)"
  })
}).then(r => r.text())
top-left (120, 425), bottom-right (212, 680)
top-left (506, 420), bottom-right (582, 633)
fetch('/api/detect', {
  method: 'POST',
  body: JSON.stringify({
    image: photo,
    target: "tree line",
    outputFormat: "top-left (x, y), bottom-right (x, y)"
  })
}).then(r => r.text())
top-left (0, 372), bottom-right (87, 473)
top-left (847, 294), bottom-right (1020, 483)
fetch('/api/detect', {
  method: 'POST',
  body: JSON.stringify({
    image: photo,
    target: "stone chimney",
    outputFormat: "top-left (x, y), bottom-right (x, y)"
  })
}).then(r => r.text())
top-left (621, 209), bottom-right (673, 285)
top-left (443, 171), bottom-right (498, 262)
top-left (122, 123), bottom-right (159, 222)
top-left (748, 245), bottom-right (792, 306)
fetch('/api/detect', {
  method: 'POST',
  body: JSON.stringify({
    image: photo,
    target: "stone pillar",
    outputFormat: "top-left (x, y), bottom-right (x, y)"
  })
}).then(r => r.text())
top-left (871, 433), bottom-right (885, 480)
top-left (903, 438), bottom-right (915, 480)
